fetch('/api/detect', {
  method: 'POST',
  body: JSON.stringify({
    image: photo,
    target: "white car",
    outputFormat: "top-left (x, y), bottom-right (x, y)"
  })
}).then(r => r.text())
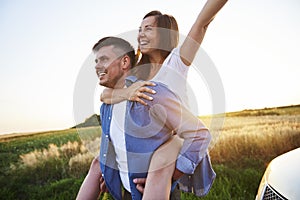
top-left (255, 147), bottom-right (300, 200)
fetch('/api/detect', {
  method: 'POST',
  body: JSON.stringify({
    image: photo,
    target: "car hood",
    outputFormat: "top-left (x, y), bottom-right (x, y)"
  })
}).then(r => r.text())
top-left (266, 147), bottom-right (300, 199)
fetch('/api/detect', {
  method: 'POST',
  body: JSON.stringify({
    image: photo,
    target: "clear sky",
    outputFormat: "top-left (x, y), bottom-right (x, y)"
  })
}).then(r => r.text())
top-left (0, 0), bottom-right (299, 134)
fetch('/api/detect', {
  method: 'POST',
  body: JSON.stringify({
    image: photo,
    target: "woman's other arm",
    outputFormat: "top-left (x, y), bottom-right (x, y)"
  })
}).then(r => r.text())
top-left (100, 81), bottom-right (156, 105)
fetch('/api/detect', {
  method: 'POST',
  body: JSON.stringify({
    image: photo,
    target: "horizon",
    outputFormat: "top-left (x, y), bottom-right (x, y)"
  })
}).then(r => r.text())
top-left (1, 103), bottom-right (299, 136)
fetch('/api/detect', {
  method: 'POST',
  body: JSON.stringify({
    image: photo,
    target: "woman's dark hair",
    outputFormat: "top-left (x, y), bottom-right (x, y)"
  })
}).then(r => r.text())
top-left (143, 10), bottom-right (179, 54)
top-left (135, 11), bottom-right (179, 80)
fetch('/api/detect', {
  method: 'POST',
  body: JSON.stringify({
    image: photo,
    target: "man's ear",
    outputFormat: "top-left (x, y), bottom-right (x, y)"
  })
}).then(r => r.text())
top-left (121, 55), bottom-right (131, 70)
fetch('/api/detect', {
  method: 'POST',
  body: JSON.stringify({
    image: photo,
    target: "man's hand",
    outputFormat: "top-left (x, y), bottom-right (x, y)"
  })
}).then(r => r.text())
top-left (100, 175), bottom-right (108, 193)
top-left (133, 178), bottom-right (147, 193)
top-left (132, 168), bottom-right (183, 195)
top-left (172, 168), bottom-right (184, 181)
top-left (127, 81), bottom-right (156, 105)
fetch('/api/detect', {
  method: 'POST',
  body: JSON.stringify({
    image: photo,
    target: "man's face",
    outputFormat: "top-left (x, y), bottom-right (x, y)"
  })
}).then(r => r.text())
top-left (95, 45), bottom-right (125, 88)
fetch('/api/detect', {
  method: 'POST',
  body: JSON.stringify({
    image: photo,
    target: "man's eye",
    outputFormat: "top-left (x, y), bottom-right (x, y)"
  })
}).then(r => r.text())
top-left (100, 58), bottom-right (108, 62)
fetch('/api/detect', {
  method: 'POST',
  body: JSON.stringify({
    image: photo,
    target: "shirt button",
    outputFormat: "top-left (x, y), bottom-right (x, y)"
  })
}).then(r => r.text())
top-left (105, 135), bottom-right (108, 138)
top-left (103, 154), bottom-right (106, 157)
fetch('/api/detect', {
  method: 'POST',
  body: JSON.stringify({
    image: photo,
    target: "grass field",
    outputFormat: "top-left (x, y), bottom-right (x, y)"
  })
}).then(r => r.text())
top-left (0, 105), bottom-right (299, 199)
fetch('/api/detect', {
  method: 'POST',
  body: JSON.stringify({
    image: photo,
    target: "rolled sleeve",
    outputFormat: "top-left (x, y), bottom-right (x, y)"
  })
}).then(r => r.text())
top-left (176, 154), bottom-right (197, 174)
top-left (176, 128), bottom-right (211, 174)
top-left (176, 130), bottom-right (211, 174)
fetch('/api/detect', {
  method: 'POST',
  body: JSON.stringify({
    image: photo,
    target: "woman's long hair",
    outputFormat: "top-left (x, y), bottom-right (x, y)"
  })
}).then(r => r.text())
top-left (134, 11), bottom-right (179, 80)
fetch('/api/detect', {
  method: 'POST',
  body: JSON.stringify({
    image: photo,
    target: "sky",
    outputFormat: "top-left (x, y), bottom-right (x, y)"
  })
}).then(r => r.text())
top-left (0, 0), bottom-right (299, 134)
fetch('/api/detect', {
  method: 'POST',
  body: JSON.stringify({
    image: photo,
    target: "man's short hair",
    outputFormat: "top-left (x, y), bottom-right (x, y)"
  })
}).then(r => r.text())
top-left (93, 36), bottom-right (136, 67)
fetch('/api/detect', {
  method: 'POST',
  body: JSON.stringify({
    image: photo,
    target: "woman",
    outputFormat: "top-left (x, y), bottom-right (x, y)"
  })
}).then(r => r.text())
top-left (76, 0), bottom-right (228, 199)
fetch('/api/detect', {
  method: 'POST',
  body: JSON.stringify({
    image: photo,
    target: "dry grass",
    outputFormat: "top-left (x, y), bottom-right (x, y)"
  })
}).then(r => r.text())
top-left (18, 139), bottom-right (99, 166)
top-left (16, 112), bottom-right (300, 173)
top-left (68, 137), bottom-right (101, 174)
top-left (205, 115), bottom-right (300, 166)
top-left (19, 143), bottom-right (60, 167)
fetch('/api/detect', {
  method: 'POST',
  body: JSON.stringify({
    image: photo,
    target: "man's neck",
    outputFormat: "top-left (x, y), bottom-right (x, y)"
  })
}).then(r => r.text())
top-left (113, 74), bottom-right (127, 89)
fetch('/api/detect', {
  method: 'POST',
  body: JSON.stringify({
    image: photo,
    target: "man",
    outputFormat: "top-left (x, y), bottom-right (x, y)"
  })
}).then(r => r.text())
top-left (77, 36), bottom-right (213, 200)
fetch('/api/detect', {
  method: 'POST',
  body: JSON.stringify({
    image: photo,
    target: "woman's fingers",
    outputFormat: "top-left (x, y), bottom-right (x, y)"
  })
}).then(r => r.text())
top-left (140, 86), bottom-right (156, 95)
top-left (137, 97), bottom-right (148, 106)
top-left (139, 90), bottom-right (154, 100)
top-left (141, 81), bottom-right (156, 87)
top-left (128, 81), bottom-right (156, 104)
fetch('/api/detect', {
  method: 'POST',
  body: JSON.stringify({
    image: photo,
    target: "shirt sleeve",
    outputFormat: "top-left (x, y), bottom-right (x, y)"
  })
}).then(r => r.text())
top-left (166, 47), bottom-right (189, 75)
top-left (148, 83), bottom-right (211, 174)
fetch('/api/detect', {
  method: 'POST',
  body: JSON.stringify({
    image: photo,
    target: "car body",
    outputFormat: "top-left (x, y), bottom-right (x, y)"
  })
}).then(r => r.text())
top-left (255, 147), bottom-right (300, 200)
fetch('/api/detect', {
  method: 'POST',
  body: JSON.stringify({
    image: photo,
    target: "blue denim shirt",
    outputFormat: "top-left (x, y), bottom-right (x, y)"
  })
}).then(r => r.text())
top-left (99, 80), bottom-right (216, 200)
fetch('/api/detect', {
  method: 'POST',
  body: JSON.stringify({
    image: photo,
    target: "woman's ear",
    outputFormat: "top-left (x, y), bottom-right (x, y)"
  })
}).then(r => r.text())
top-left (121, 55), bottom-right (131, 70)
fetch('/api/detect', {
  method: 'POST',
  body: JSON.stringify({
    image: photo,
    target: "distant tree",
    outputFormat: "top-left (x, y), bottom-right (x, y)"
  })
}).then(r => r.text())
top-left (72, 114), bottom-right (101, 128)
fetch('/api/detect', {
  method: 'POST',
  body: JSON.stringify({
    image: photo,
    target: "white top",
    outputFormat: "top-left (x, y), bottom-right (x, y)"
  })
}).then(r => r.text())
top-left (110, 100), bottom-right (131, 192)
top-left (151, 47), bottom-right (189, 109)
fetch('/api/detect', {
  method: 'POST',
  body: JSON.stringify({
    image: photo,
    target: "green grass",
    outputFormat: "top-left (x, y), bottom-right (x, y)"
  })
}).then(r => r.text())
top-left (0, 127), bottom-right (100, 200)
top-left (0, 128), bottom-right (80, 173)
top-left (181, 164), bottom-right (263, 200)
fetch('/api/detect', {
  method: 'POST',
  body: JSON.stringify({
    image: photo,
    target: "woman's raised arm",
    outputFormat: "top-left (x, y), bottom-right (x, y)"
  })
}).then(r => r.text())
top-left (180, 0), bottom-right (228, 66)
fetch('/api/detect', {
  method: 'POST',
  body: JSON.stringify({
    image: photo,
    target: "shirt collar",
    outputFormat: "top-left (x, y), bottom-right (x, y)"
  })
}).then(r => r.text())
top-left (125, 75), bottom-right (138, 87)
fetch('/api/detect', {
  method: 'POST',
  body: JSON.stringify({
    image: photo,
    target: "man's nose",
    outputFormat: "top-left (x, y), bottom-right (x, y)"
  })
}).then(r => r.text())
top-left (95, 62), bottom-right (104, 70)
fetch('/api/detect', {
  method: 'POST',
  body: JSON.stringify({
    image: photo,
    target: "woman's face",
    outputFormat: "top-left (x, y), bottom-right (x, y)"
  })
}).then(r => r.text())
top-left (137, 16), bottom-right (160, 55)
